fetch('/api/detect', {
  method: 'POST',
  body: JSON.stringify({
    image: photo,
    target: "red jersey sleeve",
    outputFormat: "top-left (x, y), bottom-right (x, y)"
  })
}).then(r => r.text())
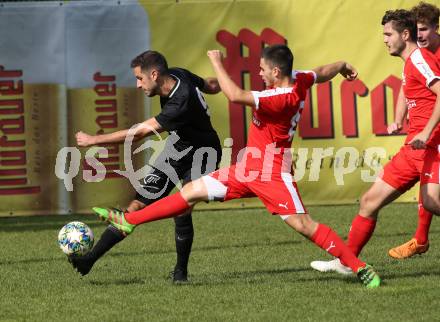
top-left (410, 48), bottom-right (440, 87)
top-left (292, 70), bottom-right (316, 89)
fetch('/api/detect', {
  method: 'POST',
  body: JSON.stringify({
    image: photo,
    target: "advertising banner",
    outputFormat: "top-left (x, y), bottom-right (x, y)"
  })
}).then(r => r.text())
top-left (0, 3), bottom-right (67, 215)
top-left (65, 2), bottom-right (149, 213)
top-left (0, 0), bottom-right (428, 215)
top-left (0, 1), bottom-right (149, 215)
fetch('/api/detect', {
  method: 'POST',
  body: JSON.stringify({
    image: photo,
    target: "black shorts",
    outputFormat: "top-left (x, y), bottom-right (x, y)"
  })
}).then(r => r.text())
top-left (135, 148), bottom-right (221, 205)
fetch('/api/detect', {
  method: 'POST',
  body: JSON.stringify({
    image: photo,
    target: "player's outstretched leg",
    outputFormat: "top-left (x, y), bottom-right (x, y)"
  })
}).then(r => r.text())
top-left (68, 225), bottom-right (125, 276)
top-left (171, 213), bottom-right (193, 284)
top-left (284, 215), bottom-right (381, 288)
top-left (310, 214), bottom-right (377, 275)
top-left (310, 223), bottom-right (380, 288)
top-left (93, 207), bottom-right (136, 235)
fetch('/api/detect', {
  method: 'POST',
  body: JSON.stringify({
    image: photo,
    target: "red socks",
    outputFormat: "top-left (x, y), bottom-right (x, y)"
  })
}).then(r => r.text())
top-left (346, 214), bottom-right (376, 256)
top-left (125, 192), bottom-right (190, 225)
top-left (311, 223), bottom-right (365, 272)
top-left (414, 205), bottom-right (432, 245)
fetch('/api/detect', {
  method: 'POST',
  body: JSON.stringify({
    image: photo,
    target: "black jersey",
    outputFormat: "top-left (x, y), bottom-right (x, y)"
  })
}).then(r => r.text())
top-left (155, 68), bottom-right (221, 153)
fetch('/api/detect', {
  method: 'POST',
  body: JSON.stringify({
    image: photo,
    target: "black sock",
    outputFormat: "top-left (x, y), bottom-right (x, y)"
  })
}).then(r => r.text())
top-left (87, 225), bottom-right (126, 264)
top-left (174, 213), bottom-right (194, 272)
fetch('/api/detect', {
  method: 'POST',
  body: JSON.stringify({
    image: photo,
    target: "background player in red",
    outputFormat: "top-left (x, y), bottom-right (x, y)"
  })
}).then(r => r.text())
top-left (92, 44), bottom-right (381, 288)
top-left (311, 9), bottom-right (440, 275)
top-left (388, 1), bottom-right (440, 259)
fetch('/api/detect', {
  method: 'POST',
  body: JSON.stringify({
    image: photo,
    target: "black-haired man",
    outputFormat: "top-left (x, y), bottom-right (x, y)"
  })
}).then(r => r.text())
top-left (71, 50), bottom-right (222, 283)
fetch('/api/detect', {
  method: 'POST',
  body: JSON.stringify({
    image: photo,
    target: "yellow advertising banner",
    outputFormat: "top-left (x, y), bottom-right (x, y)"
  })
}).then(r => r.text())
top-left (0, 81), bottom-right (67, 215)
top-left (0, 0), bottom-right (434, 216)
top-left (0, 4), bottom-right (68, 215)
top-left (0, 1), bottom-right (151, 216)
top-left (68, 87), bottom-right (147, 213)
top-left (65, 2), bottom-right (150, 213)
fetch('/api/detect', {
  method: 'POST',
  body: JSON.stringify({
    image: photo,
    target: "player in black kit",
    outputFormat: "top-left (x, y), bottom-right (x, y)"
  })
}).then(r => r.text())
top-left (71, 50), bottom-right (222, 283)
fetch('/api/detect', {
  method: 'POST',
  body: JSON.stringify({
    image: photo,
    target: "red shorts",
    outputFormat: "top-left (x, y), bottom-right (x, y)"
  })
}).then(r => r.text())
top-left (421, 147), bottom-right (440, 185)
top-left (207, 165), bottom-right (307, 215)
top-left (380, 144), bottom-right (440, 192)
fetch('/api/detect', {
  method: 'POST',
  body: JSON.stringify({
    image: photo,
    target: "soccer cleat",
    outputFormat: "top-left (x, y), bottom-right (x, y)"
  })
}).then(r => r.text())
top-left (356, 264), bottom-right (381, 288)
top-left (388, 238), bottom-right (429, 259)
top-left (92, 207), bottom-right (136, 235)
top-left (68, 255), bottom-right (94, 276)
top-left (310, 258), bottom-right (353, 275)
top-left (170, 268), bottom-right (189, 284)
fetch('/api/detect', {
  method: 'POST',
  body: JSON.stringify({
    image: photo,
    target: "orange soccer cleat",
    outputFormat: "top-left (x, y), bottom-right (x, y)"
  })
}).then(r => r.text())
top-left (388, 238), bottom-right (429, 259)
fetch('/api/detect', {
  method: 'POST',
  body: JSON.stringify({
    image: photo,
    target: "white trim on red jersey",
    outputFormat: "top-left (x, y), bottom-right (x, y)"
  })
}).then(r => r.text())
top-left (251, 70), bottom-right (316, 109)
top-left (410, 49), bottom-right (440, 87)
top-left (251, 87), bottom-right (294, 110)
top-left (288, 100), bottom-right (305, 141)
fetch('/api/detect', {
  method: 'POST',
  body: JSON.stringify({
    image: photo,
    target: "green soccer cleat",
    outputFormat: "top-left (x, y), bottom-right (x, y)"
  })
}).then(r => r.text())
top-left (357, 264), bottom-right (381, 289)
top-left (92, 207), bottom-right (136, 235)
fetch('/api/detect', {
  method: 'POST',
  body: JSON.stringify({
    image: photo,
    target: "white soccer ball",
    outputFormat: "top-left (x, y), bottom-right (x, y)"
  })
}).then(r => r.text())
top-left (58, 221), bottom-right (94, 256)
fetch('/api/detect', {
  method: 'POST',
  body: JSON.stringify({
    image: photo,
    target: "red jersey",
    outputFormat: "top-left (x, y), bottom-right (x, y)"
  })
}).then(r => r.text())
top-left (434, 45), bottom-right (440, 60)
top-left (403, 47), bottom-right (440, 147)
top-left (244, 71), bottom-right (316, 172)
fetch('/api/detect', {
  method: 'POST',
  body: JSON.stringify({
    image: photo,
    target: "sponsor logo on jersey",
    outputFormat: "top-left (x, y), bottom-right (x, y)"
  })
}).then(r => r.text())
top-left (406, 99), bottom-right (416, 109)
top-left (252, 114), bottom-right (261, 127)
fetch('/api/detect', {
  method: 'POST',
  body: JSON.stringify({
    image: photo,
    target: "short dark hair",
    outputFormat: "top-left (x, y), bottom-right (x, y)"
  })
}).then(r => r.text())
top-left (130, 50), bottom-right (168, 74)
top-left (261, 44), bottom-right (293, 77)
top-left (381, 9), bottom-right (417, 42)
top-left (411, 1), bottom-right (439, 27)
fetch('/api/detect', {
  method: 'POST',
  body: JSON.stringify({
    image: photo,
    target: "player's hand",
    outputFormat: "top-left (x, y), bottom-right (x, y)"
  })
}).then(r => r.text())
top-left (408, 131), bottom-right (429, 149)
top-left (340, 63), bottom-right (358, 81)
top-left (387, 122), bottom-right (403, 134)
top-left (76, 131), bottom-right (95, 147)
top-left (207, 50), bottom-right (224, 64)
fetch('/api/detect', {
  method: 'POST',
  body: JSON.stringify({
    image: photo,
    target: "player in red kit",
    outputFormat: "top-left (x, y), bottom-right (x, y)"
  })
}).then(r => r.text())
top-left (311, 9), bottom-right (440, 275)
top-left (92, 44), bottom-right (381, 288)
top-left (388, 1), bottom-right (440, 259)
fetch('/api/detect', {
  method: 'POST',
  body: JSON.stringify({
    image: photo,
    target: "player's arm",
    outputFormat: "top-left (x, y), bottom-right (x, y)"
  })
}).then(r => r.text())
top-left (207, 50), bottom-right (255, 107)
top-left (387, 85), bottom-right (407, 134)
top-left (313, 61), bottom-right (358, 83)
top-left (409, 80), bottom-right (440, 149)
top-left (76, 117), bottom-right (163, 147)
top-left (202, 77), bottom-right (221, 94)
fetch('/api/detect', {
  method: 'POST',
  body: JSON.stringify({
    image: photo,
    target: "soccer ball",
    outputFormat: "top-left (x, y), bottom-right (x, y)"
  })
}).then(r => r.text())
top-left (58, 221), bottom-right (94, 256)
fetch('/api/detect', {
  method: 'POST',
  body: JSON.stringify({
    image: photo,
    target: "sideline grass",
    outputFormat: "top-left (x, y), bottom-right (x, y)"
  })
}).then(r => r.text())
top-left (1, 203), bottom-right (439, 321)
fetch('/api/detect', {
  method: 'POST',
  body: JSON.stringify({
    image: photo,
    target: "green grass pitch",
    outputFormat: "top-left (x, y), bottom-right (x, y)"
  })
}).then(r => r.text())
top-left (1, 203), bottom-right (439, 321)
